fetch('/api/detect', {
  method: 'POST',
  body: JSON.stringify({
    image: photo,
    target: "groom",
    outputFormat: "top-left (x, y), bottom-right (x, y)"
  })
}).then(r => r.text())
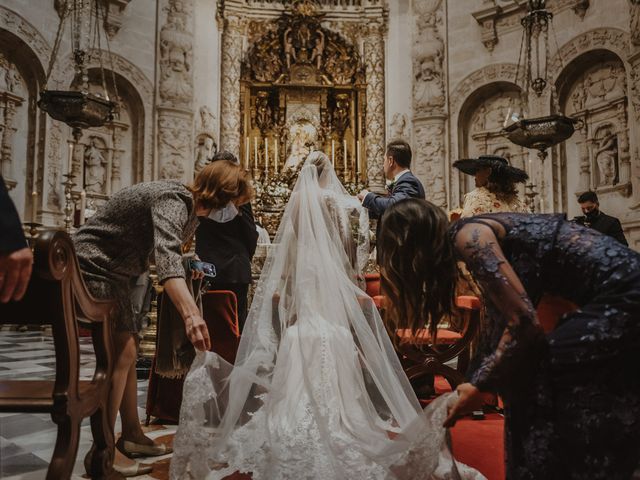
top-left (357, 140), bottom-right (425, 262)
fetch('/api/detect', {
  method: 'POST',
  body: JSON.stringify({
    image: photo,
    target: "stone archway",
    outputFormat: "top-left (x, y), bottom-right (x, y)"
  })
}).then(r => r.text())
top-left (0, 6), bottom-right (49, 221)
top-left (448, 63), bottom-right (520, 207)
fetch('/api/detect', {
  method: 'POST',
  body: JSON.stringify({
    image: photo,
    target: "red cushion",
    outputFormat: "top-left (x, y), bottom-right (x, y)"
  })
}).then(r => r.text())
top-left (364, 273), bottom-right (381, 297)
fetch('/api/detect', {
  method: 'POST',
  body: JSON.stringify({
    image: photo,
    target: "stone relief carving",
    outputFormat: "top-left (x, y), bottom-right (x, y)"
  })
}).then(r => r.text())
top-left (159, 0), bottom-right (194, 108)
top-left (631, 0), bottom-right (640, 46)
top-left (412, 0), bottom-right (445, 116)
top-left (0, 6), bottom-right (51, 71)
top-left (46, 122), bottom-right (62, 209)
top-left (159, 113), bottom-right (191, 179)
top-left (83, 137), bottom-right (108, 194)
top-left (194, 136), bottom-right (215, 174)
top-left (0, 53), bottom-right (25, 183)
top-left (389, 112), bottom-right (410, 140)
top-left (450, 63), bottom-right (519, 115)
top-left (593, 125), bottom-right (619, 187)
top-left (414, 122), bottom-right (446, 207)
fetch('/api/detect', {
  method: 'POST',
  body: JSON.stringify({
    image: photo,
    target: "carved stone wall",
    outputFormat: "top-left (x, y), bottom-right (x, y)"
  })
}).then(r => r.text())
top-left (158, 0), bottom-right (195, 181)
top-left (412, 0), bottom-right (447, 207)
top-left (0, 6), bottom-right (49, 223)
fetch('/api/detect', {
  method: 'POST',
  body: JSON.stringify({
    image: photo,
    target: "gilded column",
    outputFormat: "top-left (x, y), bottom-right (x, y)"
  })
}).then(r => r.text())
top-left (363, 20), bottom-right (386, 192)
top-left (219, 15), bottom-right (244, 158)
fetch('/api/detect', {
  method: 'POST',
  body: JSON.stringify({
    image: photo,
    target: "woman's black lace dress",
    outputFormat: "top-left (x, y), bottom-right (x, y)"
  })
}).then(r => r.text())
top-left (450, 213), bottom-right (640, 480)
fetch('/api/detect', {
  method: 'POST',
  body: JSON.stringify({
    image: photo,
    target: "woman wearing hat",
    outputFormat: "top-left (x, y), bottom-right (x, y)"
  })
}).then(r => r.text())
top-left (454, 155), bottom-right (528, 218)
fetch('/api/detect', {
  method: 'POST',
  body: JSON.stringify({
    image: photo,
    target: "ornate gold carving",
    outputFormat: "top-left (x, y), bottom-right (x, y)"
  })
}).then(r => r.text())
top-left (242, 7), bottom-right (362, 86)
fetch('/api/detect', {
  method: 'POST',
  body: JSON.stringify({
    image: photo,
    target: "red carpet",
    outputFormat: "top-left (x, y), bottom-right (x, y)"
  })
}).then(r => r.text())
top-left (451, 414), bottom-right (504, 479)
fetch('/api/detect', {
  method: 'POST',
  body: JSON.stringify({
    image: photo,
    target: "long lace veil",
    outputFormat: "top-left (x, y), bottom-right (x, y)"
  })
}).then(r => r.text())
top-left (170, 152), bottom-right (483, 480)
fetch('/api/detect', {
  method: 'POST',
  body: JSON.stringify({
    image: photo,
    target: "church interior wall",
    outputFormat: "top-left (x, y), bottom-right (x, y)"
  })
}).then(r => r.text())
top-left (1, 0), bottom-right (638, 249)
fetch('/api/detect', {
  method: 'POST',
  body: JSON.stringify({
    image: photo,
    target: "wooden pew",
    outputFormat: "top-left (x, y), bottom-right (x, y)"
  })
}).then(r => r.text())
top-left (0, 230), bottom-right (121, 480)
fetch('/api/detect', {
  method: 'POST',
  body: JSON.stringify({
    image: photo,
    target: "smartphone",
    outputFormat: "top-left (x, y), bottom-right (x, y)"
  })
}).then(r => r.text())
top-left (189, 259), bottom-right (217, 278)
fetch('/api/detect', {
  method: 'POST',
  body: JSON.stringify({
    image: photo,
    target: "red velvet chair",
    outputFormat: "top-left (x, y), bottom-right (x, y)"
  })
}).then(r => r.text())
top-left (145, 290), bottom-right (240, 424)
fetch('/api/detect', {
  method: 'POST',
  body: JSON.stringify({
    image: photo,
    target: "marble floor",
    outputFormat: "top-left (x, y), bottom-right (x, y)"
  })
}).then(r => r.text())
top-left (0, 329), bottom-right (175, 479)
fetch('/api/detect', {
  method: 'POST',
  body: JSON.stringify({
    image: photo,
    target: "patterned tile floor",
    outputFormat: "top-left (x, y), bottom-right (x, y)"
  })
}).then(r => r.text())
top-left (0, 329), bottom-right (175, 479)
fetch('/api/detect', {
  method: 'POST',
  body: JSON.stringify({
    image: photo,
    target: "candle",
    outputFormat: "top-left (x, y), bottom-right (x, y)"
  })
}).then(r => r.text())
top-left (67, 141), bottom-right (74, 175)
top-left (31, 191), bottom-right (37, 222)
top-left (264, 138), bottom-right (269, 173)
top-left (79, 190), bottom-right (86, 225)
top-left (356, 140), bottom-right (360, 177)
top-left (254, 137), bottom-right (258, 169)
top-left (343, 139), bottom-right (348, 176)
top-left (274, 139), bottom-right (279, 174)
top-left (331, 140), bottom-right (335, 166)
top-left (245, 137), bottom-right (249, 170)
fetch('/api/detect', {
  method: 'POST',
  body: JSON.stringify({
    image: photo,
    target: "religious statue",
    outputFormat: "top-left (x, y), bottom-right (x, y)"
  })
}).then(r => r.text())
top-left (333, 93), bottom-right (350, 135)
top-left (194, 136), bottom-right (216, 175)
top-left (571, 81), bottom-right (587, 112)
top-left (255, 91), bottom-right (273, 133)
top-left (284, 28), bottom-right (296, 70)
top-left (159, 0), bottom-right (193, 105)
top-left (198, 106), bottom-right (216, 134)
top-left (285, 121), bottom-right (317, 169)
top-left (414, 57), bottom-right (445, 111)
top-left (84, 138), bottom-right (107, 194)
top-left (310, 30), bottom-right (325, 70)
top-left (595, 129), bottom-right (619, 186)
top-left (390, 113), bottom-right (410, 140)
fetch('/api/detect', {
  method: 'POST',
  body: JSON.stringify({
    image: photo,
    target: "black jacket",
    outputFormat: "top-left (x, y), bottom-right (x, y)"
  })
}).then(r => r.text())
top-left (362, 171), bottom-right (426, 262)
top-left (0, 175), bottom-right (27, 254)
top-left (573, 211), bottom-right (628, 246)
top-left (195, 203), bottom-right (259, 284)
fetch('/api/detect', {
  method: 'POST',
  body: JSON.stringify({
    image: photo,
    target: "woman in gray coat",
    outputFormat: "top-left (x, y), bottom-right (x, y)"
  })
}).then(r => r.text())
top-left (75, 160), bottom-right (253, 476)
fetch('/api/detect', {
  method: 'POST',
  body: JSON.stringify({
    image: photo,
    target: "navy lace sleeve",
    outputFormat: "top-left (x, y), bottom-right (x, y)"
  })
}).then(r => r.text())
top-left (452, 221), bottom-right (547, 392)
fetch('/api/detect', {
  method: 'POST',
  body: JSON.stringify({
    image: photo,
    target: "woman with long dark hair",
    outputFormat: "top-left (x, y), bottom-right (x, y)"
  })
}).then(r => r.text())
top-left (379, 198), bottom-right (640, 479)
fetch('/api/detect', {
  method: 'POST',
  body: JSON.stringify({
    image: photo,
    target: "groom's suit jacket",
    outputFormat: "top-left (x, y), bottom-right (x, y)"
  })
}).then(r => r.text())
top-left (362, 171), bottom-right (426, 263)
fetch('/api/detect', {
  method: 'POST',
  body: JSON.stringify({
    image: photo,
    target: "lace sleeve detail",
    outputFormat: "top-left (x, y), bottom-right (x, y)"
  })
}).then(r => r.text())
top-left (454, 222), bottom-right (546, 392)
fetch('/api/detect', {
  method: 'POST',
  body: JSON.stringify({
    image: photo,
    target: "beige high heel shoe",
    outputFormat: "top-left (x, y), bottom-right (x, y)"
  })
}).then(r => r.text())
top-left (116, 436), bottom-right (173, 458)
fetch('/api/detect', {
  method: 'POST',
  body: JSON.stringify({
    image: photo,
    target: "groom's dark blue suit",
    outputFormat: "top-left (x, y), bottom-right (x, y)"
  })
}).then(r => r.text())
top-left (362, 171), bottom-right (425, 263)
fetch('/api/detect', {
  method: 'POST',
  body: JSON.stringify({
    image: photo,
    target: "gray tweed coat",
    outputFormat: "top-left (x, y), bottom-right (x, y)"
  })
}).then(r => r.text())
top-left (74, 180), bottom-right (199, 333)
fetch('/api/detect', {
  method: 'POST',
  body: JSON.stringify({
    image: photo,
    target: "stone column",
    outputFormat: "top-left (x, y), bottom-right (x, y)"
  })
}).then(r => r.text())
top-left (219, 15), bottom-right (244, 158)
top-left (575, 119), bottom-right (591, 192)
top-left (157, 0), bottom-right (195, 181)
top-left (363, 21), bottom-right (386, 192)
top-left (631, 0), bottom-right (640, 47)
top-left (412, 0), bottom-right (447, 208)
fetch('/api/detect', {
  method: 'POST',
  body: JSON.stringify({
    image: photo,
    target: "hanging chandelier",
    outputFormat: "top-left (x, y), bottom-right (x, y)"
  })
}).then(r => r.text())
top-left (38, 0), bottom-right (118, 138)
top-left (503, 0), bottom-right (578, 159)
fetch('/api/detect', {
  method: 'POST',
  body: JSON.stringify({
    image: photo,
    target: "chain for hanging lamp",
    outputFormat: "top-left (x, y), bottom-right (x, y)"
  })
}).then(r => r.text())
top-left (503, 0), bottom-right (577, 157)
top-left (38, 0), bottom-right (118, 134)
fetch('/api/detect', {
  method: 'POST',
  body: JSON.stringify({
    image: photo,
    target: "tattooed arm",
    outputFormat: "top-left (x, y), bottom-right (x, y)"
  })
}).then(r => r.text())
top-left (453, 222), bottom-right (546, 392)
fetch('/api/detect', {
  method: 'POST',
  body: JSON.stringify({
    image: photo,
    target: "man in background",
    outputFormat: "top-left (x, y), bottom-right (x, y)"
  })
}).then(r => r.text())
top-left (0, 175), bottom-right (32, 303)
top-left (195, 151), bottom-right (259, 329)
top-left (574, 191), bottom-right (628, 246)
top-left (357, 139), bottom-right (425, 263)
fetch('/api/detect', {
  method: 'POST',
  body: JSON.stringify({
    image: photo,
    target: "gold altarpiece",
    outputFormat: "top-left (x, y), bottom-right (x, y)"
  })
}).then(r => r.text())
top-left (240, 3), bottom-right (368, 234)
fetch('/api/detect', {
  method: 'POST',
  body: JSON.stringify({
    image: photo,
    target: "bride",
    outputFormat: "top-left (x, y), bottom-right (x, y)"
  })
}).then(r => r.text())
top-left (170, 152), bottom-right (483, 480)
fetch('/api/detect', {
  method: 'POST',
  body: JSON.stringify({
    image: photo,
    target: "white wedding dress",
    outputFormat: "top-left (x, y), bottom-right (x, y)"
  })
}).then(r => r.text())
top-left (170, 153), bottom-right (485, 480)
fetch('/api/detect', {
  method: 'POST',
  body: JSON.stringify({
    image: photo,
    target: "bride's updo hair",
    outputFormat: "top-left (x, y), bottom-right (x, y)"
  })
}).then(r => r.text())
top-left (379, 198), bottom-right (458, 344)
top-left (306, 151), bottom-right (331, 179)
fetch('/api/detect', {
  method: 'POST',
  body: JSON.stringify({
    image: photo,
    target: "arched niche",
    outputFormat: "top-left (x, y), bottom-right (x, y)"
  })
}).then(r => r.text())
top-left (556, 49), bottom-right (630, 219)
top-left (456, 81), bottom-right (525, 203)
top-left (0, 26), bottom-right (47, 221)
top-left (65, 67), bottom-right (146, 210)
